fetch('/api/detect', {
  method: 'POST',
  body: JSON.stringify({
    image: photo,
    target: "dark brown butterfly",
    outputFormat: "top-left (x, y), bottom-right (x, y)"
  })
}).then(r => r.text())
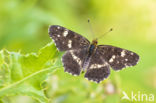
top-left (49, 25), bottom-right (139, 83)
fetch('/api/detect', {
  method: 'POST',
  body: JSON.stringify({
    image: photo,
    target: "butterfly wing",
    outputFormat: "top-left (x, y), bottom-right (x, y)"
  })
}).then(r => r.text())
top-left (49, 25), bottom-right (90, 51)
top-left (97, 45), bottom-right (139, 70)
top-left (62, 48), bottom-right (88, 75)
top-left (84, 50), bottom-right (110, 83)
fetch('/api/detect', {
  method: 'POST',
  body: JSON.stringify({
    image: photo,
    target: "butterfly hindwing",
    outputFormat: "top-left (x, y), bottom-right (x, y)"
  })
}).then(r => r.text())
top-left (85, 50), bottom-right (110, 83)
top-left (62, 48), bottom-right (88, 75)
top-left (97, 45), bottom-right (139, 70)
top-left (49, 25), bottom-right (90, 51)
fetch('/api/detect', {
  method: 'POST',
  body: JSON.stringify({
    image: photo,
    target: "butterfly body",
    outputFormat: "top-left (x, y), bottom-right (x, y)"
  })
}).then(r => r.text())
top-left (82, 39), bottom-right (98, 70)
top-left (49, 25), bottom-right (139, 83)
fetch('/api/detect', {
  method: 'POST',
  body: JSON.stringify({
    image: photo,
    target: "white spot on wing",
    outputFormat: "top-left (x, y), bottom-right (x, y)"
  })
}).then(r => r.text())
top-left (90, 63), bottom-right (108, 69)
top-left (121, 50), bottom-right (126, 57)
top-left (125, 59), bottom-right (128, 61)
top-left (70, 50), bottom-right (81, 66)
top-left (68, 40), bottom-right (72, 48)
top-left (109, 55), bottom-right (115, 63)
top-left (57, 35), bottom-right (60, 37)
top-left (112, 55), bottom-right (116, 59)
top-left (57, 26), bottom-right (60, 29)
top-left (63, 30), bottom-right (68, 37)
top-left (109, 58), bottom-right (114, 63)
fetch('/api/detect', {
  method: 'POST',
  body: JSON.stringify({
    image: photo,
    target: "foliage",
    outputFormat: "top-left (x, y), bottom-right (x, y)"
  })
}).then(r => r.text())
top-left (0, 42), bottom-right (61, 103)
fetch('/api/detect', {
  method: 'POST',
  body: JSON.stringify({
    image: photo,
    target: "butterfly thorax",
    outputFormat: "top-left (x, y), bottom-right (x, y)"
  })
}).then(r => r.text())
top-left (88, 39), bottom-right (98, 55)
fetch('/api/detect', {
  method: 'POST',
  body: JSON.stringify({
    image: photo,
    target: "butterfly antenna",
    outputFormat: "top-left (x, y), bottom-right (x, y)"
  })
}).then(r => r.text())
top-left (88, 19), bottom-right (95, 39)
top-left (97, 28), bottom-right (113, 40)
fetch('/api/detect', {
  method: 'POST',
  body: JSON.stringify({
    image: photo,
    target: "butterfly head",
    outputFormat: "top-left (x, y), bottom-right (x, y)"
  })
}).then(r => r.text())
top-left (92, 39), bottom-right (98, 46)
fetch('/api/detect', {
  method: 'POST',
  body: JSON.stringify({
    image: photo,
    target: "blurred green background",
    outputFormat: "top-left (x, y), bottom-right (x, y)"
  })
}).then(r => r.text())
top-left (0, 0), bottom-right (156, 103)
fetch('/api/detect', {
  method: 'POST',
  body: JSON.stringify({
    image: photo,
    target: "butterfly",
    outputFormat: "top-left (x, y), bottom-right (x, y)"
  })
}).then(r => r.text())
top-left (48, 25), bottom-right (139, 83)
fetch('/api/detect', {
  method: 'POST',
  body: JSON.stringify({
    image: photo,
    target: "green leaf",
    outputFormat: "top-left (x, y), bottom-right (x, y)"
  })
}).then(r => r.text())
top-left (0, 42), bottom-right (62, 103)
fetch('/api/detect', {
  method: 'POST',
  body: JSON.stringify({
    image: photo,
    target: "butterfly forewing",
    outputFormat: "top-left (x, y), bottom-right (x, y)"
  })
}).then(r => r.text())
top-left (97, 45), bottom-right (139, 70)
top-left (49, 25), bottom-right (90, 51)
